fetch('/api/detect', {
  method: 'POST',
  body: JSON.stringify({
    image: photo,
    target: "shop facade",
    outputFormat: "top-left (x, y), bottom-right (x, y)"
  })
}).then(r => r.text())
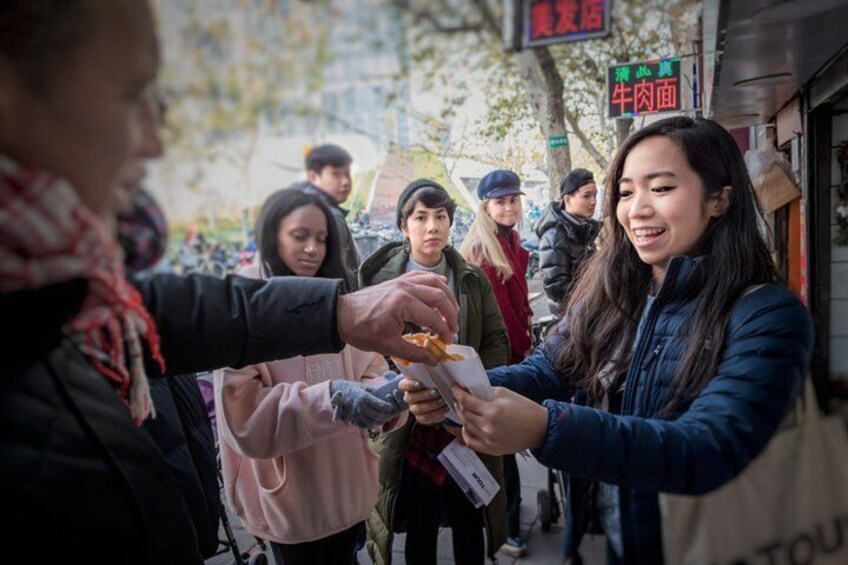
top-left (702, 0), bottom-right (848, 408)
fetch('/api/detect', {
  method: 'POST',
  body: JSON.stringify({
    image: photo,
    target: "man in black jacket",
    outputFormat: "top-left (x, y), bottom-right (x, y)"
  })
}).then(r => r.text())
top-left (534, 168), bottom-right (601, 315)
top-left (302, 144), bottom-right (361, 291)
top-left (0, 2), bottom-right (457, 562)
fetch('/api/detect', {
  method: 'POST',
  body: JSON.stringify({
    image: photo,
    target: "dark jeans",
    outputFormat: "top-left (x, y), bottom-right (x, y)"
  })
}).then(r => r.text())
top-left (401, 461), bottom-right (485, 565)
top-left (503, 453), bottom-right (522, 538)
top-left (271, 521), bottom-right (363, 565)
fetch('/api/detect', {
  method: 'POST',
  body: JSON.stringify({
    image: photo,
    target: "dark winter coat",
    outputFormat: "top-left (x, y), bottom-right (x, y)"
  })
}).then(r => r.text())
top-left (488, 256), bottom-right (813, 564)
top-left (0, 274), bottom-right (345, 564)
top-left (477, 227), bottom-right (533, 364)
top-left (534, 202), bottom-right (600, 315)
top-left (358, 242), bottom-right (509, 564)
top-left (143, 373), bottom-right (220, 558)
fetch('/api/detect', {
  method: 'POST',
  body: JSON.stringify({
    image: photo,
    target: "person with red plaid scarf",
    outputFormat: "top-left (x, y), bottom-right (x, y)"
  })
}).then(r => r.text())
top-left (0, 2), bottom-right (459, 562)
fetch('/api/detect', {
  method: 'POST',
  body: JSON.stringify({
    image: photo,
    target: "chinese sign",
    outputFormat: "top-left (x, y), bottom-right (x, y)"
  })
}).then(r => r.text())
top-left (607, 58), bottom-right (682, 118)
top-left (524, 0), bottom-right (611, 48)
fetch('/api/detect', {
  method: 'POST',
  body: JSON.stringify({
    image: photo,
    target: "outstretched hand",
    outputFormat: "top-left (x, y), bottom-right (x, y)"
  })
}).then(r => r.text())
top-left (452, 385), bottom-right (549, 456)
top-left (337, 271), bottom-right (459, 365)
top-left (329, 380), bottom-right (405, 430)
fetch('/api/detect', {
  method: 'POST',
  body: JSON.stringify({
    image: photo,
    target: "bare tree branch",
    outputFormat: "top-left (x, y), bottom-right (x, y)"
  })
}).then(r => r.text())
top-left (391, 0), bottom-right (484, 34)
top-left (468, 0), bottom-right (500, 36)
top-left (563, 107), bottom-right (609, 172)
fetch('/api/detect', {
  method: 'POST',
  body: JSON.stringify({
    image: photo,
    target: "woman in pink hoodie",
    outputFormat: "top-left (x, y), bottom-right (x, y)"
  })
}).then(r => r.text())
top-left (214, 188), bottom-right (407, 565)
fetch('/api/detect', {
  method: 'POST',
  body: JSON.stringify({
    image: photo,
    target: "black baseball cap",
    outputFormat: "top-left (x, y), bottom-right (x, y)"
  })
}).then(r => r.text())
top-left (560, 168), bottom-right (595, 196)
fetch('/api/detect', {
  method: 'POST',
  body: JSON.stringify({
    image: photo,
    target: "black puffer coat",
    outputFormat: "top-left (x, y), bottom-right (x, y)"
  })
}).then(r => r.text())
top-left (0, 274), bottom-right (344, 563)
top-left (143, 373), bottom-right (220, 559)
top-left (534, 202), bottom-right (600, 315)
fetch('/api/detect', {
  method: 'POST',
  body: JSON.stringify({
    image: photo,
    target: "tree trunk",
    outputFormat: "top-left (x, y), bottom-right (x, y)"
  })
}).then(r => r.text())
top-left (615, 117), bottom-right (633, 150)
top-left (516, 47), bottom-right (570, 202)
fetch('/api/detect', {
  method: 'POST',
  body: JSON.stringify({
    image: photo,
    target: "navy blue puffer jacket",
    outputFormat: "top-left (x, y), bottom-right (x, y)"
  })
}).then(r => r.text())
top-left (488, 256), bottom-right (813, 564)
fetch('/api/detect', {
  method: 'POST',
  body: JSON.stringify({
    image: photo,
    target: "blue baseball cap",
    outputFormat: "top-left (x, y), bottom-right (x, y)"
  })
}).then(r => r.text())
top-left (476, 169), bottom-right (524, 200)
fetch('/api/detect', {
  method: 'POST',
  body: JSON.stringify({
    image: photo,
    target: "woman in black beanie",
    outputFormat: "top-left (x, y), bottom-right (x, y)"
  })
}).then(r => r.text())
top-left (360, 179), bottom-right (509, 565)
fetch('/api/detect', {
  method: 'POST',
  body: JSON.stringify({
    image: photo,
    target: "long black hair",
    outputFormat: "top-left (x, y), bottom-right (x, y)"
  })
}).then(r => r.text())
top-left (256, 187), bottom-right (345, 281)
top-left (554, 117), bottom-right (778, 412)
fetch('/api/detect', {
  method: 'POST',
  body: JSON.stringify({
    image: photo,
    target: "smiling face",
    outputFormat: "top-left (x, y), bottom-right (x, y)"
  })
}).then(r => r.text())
top-left (276, 203), bottom-right (328, 277)
top-left (616, 136), bottom-right (729, 284)
top-left (401, 201), bottom-right (451, 267)
top-left (485, 193), bottom-right (522, 227)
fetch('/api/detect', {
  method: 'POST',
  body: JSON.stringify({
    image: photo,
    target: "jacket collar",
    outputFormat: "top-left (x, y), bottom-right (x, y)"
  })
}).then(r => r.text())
top-left (496, 224), bottom-right (520, 247)
top-left (359, 241), bottom-right (475, 287)
top-left (534, 201), bottom-right (597, 239)
top-left (655, 255), bottom-right (707, 303)
top-left (1, 278), bottom-right (88, 359)
top-left (301, 183), bottom-right (350, 217)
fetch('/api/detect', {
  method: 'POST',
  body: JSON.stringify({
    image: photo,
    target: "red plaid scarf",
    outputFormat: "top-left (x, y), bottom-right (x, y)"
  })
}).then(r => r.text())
top-left (0, 156), bottom-right (165, 424)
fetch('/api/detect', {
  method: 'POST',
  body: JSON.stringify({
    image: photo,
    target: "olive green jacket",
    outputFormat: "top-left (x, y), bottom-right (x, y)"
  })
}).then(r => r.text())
top-left (359, 242), bottom-right (509, 564)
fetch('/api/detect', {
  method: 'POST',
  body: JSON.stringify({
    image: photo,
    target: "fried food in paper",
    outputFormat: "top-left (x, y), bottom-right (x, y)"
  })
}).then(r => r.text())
top-left (395, 332), bottom-right (464, 366)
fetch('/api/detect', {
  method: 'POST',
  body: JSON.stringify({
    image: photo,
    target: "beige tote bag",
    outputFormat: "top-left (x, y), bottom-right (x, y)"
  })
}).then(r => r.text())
top-left (661, 379), bottom-right (848, 564)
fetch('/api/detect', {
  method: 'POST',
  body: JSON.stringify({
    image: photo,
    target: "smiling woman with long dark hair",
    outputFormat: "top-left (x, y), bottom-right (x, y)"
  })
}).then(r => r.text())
top-left (401, 117), bottom-right (813, 564)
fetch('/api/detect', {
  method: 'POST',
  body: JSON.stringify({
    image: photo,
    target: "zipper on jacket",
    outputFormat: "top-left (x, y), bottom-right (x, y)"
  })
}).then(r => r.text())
top-left (621, 262), bottom-right (679, 416)
top-left (640, 340), bottom-right (665, 371)
top-left (622, 308), bottom-right (660, 416)
top-left (638, 339), bottom-right (667, 415)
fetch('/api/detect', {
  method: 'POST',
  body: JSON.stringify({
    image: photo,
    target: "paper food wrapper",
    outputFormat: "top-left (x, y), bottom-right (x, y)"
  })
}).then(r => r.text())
top-left (395, 344), bottom-right (492, 424)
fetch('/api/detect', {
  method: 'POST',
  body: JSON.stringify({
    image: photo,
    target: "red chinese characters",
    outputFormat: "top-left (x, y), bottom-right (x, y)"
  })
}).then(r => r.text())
top-left (634, 80), bottom-right (656, 113)
top-left (555, 0), bottom-right (579, 35)
top-left (608, 59), bottom-right (682, 117)
top-left (530, 2), bottom-right (555, 39)
top-left (610, 82), bottom-right (634, 115)
top-left (529, 0), bottom-right (608, 43)
top-left (580, 0), bottom-right (604, 31)
top-left (656, 78), bottom-right (679, 111)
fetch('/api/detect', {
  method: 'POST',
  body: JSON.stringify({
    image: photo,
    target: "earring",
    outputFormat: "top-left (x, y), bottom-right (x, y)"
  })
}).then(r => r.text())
top-left (402, 237), bottom-right (411, 254)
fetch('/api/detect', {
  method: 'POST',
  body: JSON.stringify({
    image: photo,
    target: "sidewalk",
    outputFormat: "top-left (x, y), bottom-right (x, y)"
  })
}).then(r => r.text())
top-left (206, 453), bottom-right (606, 565)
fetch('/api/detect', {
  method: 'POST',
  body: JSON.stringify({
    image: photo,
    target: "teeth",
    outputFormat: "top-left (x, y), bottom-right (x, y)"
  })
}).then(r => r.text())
top-left (633, 228), bottom-right (665, 237)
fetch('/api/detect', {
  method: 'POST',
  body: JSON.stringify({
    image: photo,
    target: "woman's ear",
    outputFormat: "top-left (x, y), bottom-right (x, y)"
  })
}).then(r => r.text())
top-left (709, 186), bottom-right (733, 218)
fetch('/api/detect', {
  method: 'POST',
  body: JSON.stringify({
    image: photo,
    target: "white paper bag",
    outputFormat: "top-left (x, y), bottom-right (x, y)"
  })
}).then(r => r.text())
top-left (395, 344), bottom-right (493, 424)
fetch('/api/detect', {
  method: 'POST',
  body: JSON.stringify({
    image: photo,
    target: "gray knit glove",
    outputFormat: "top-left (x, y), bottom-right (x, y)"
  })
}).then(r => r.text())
top-left (329, 380), bottom-right (405, 429)
top-left (368, 371), bottom-right (408, 412)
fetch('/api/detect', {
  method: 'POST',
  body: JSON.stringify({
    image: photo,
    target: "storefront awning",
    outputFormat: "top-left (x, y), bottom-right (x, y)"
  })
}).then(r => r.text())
top-left (702, 0), bottom-right (848, 128)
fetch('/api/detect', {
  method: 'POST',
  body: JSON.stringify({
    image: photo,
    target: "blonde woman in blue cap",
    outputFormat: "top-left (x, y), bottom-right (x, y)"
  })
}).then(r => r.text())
top-left (360, 178), bottom-right (509, 565)
top-left (460, 169), bottom-right (533, 557)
